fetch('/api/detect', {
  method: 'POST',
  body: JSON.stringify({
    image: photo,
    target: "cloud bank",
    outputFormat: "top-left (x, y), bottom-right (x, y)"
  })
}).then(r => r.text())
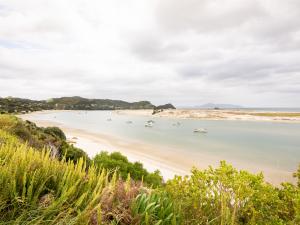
top-left (0, 0), bottom-right (300, 107)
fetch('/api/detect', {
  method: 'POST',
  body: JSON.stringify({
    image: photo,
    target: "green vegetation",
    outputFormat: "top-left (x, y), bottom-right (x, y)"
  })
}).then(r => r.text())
top-left (60, 141), bottom-right (90, 164)
top-left (0, 114), bottom-right (82, 166)
top-left (93, 152), bottom-right (163, 187)
top-left (0, 115), bottom-right (161, 186)
top-left (152, 103), bottom-right (176, 115)
top-left (166, 163), bottom-right (300, 224)
top-left (249, 112), bottom-right (300, 117)
top-left (228, 111), bottom-right (300, 118)
top-left (0, 114), bottom-right (300, 224)
top-left (0, 130), bottom-right (144, 224)
top-left (0, 97), bottom-right (51, 113)
top-left (0, 96), bottom-right (156, 113)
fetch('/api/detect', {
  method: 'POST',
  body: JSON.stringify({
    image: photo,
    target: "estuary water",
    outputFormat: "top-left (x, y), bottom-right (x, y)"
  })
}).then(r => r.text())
top-left (26, 110), bottom-right (300, 182)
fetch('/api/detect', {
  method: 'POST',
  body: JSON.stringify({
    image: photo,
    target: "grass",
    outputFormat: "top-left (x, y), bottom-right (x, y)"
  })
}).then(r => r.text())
top-left (249, 112), bottom-right (300, 117)
top-left (0, 130), bottom-right (144, 224)
top-left (0, 129), bottom-right (180, 224)
top-left (227, 112), bottom-right (300, 117)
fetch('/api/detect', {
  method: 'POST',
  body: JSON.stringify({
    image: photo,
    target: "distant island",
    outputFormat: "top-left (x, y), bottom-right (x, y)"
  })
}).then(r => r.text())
top-left (189, 103), bottom-right (243, 109)
top-left (0, 96), bottom-right (175, 113)
top-left (153, 103), bottom-right (176, 114)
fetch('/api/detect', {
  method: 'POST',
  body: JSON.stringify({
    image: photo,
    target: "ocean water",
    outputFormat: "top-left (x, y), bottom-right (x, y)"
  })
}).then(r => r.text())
top-left (29, 110), bottom-right (300, 174)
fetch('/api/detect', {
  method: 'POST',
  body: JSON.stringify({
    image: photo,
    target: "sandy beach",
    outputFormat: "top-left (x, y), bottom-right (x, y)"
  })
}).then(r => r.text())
top-left (115, 109), bottom-right (300, 123)
top-left (18, 110), bottom-right (297, 185)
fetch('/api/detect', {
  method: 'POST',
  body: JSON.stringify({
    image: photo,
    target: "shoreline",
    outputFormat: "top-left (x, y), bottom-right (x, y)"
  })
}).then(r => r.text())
top-left (115, 109), bottom-right (300, 123)
top-left (18, 111), bottom-right (297, 185)
top-left (19, 117), bottom-right (190, 180)
top-left (18, 108), bottom-right (300, 123)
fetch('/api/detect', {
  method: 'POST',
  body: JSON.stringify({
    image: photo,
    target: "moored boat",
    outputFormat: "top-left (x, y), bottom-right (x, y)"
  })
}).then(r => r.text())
top-left (193, 128), bottom-right (207, 133)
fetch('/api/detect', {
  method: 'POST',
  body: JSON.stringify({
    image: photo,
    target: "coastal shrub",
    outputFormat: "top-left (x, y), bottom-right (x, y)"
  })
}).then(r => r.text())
top-left (0, 114), bottom-right (18, 130)
top-left (44, 126), bottom-right (66, 140)
top-left (295, 164), bottom-right (300, 187)
top-left (165, 161), bottom-right (299, 225)
top-left (143, 169), bottom-right (163, 188)
top-left (0, 115), bottom-right (88, 164)
top-left (0, 130), bottom-right (98, 223)
top-left (10, 122), bottom-right (32, 141)
top-left (60, 141), bottom-right (91, 164)
top-left (0, 115), bottom-right (62, 149)
top-left (0, 130), bottom-right (148, 224)
top-left (93, 151), bottom-right (163, 187)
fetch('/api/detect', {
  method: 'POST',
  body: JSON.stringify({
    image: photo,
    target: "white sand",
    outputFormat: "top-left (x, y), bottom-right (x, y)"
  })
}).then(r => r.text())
top-left (66, 132), bottom-right (188, 180)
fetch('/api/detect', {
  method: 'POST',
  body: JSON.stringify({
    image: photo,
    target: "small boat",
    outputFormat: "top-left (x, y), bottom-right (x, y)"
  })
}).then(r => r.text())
top-left (145, 120), bottom-right (154, 127)
top-left (145, 123), bottom-right (153, 128)
top-left (126, 121), bottom-right (133, 124)
top-left (172, 122), bottom-right (181, 126)
top-left (194, 128), bottom-right (207, 133)
top-left (107, 118), bottom-right (112, 121)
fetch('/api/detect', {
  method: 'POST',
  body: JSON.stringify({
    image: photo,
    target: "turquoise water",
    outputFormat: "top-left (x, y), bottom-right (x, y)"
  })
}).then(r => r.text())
top-left (30, 111), bottom-right (300, 173)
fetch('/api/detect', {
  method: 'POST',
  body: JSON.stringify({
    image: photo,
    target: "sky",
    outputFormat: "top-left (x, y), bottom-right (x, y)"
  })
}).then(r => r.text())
top-left (0, 0), bottom-right (300, 107)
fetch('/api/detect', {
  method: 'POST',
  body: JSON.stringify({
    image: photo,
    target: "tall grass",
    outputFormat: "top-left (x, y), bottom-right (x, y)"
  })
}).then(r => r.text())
top-left (0, 131), bottom-right (98, 223)
top-left (0, 129), bottom-right (181, 224)
top-left (0, 130), bottom-right (142, 224)
top-left (132, 192), bottom-right (181, 225)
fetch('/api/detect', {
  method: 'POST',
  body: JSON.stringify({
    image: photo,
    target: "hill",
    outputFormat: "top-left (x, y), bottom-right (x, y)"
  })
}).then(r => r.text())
top-left (152, 103), bottom-right (176, 114)
top-left (0, 96), bottom-right (157, 113)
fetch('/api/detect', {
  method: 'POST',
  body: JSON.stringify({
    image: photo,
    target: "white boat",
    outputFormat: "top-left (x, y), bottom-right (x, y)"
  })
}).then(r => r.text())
top-left (194, 128), bottom-right (207, 133)
top-left (145, 123), bottom-right (153, 127)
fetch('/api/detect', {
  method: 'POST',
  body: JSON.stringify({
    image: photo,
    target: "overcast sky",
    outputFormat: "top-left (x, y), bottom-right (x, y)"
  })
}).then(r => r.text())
top-left (0, 0), bottom-right (300, 107)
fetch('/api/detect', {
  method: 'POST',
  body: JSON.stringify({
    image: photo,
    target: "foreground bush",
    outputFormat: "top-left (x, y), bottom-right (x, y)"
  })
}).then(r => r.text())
top-left (93, 152), bottom-right (163, 187)
top-left (60, 140), bottom-right (90, 164)
top-left (0, 130), bottom-right (152, 224)
top-left (0, 115), bottom-right (94, 164)
top-left (165, 161), bottom-right (300, 225)
top-left (132, 192), bottom-right (180, 224)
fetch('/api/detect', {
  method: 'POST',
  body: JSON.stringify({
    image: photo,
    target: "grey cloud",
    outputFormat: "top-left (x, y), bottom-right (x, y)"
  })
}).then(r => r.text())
top-left (178, 57), bottom-right (278, 80)
top-left (178, 65), bottom-right (204, 78)
top-left (156, 0), bottom-right (266, 33)
top-left (130, 35), bottom-right (188, 61)
top-left (177, 52), bottom-right (300, 97)
top-left (0, 0), bottom-right (300, 107)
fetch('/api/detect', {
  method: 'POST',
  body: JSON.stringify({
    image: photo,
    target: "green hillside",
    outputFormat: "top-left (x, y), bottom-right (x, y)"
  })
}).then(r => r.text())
top-left (0, 96), bottom-right (157, 113)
